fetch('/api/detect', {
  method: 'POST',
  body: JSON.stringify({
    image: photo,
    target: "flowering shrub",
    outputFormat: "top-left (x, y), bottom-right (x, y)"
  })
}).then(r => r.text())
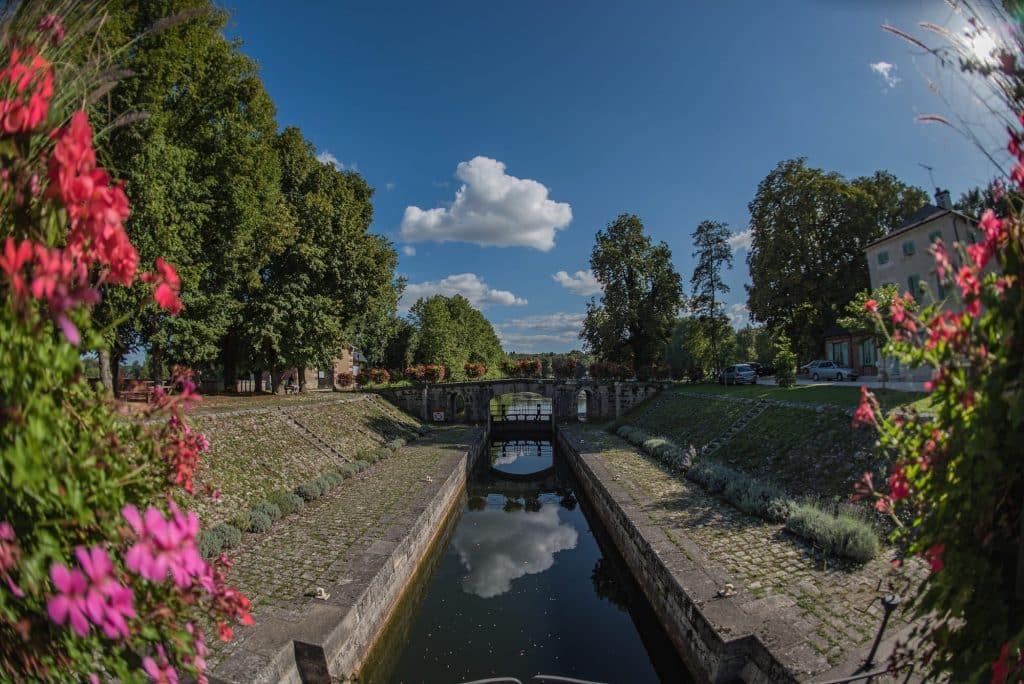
top-left (847, 9), bottom-right (1024, 679)
top-left (403, 363), bottom-right (446, 384)
top-left (463, 362), bottom-right (487, 379)
top-left (336, 371), bottom-right (355, 388)
top-left (368, 367), bottom-right (390, 384)
top-left (0, 10), bottom-right (249, 682)
top-left (588, 361), bottom-right (634, 380)
top-left (553, 358), bottom-right (578, 379)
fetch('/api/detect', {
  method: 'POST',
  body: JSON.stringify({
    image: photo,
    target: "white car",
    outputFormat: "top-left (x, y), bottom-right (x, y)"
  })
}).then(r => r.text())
top-left (808, 361), bottom-right (859, 382)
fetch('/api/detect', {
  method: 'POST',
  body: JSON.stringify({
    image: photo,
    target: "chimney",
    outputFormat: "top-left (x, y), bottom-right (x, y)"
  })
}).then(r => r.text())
top-left (935, 188), bottom-right (952, 210)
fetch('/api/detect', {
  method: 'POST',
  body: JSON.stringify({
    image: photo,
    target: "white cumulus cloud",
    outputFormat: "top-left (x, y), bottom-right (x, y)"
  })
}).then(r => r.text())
top-left (727, 229), bottom-right (752, 252)
top-left (402, 245), bottom-right (416, 256)
top-left (728, 303), bottom-right (750, 329)
top-left (870, 61), bottom-right (900, 88)
top-left (316, 151), bottom-right (357, 171)
top-left (494, 312), bottom-right (586, 352)
top-left (385, 182), bottom-right (396, 191)
top-left (400, 273), bottom-right (527, 311)
top-left (399, 156), bottom-right (572, 251)
top-left (552, 270), bottom-right (602, 296)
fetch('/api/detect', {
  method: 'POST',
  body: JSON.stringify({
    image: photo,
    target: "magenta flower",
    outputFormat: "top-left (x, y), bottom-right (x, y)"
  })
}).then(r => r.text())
top-left (47, 563), bottom-right (90, 636)
top-left (122, 502), bottom-right (206, 589)
top-left (76, 546), bottom-right (135, 639)
top-left (47, 546), bottom-right (135, 640)
top-left (0, 521), bottom-right (24, 597)
top-left (142, 644), bottom-right (179, 683)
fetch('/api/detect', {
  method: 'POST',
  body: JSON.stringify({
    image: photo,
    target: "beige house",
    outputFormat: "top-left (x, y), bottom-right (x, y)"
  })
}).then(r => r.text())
top-left (863, 189), bottom-right (980, 379)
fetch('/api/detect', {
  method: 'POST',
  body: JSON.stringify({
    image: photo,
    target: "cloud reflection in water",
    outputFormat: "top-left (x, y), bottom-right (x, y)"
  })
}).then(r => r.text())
top-left (453, 505), bottom-right (578, 598)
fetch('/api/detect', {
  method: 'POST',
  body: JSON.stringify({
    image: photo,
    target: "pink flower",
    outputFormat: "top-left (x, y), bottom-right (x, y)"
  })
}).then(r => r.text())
top-left (47, 546), bottom-right (135, 640)
top-left (122, 503), bottom-right (205, 589)
top-left (0, 521), bottom-right (24, 597)
top-left (48, 562), bottom-right (90, 636)
top-left (863, 299), bottom-right (877, 314)
top-left (851, 386), bottom-right (877, 428)
top-left (924, 543), bottom-right (945, 573)
top-left (143, 644), bottom-right (178, 683)
top-left (140, 257), bottom-right (183, 315)
top-left (75, 546), bottom-right (135, 639)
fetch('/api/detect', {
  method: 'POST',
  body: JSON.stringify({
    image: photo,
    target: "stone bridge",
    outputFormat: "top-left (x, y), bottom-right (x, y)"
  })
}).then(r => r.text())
top-left (376, 379), bottom-right (664, 424)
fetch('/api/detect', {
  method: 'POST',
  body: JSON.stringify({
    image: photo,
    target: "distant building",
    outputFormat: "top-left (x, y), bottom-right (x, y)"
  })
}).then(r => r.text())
top-left (861, 188), bottom-right (982, 380)
top-left (864, 189), bottom-right (980, 307)
top-left (254, 345), bottom-right (366, 393)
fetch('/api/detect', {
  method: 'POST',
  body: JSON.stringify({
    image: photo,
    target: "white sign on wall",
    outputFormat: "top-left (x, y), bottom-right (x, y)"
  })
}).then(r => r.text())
top-left (432, 411), bottom-right (445, 422)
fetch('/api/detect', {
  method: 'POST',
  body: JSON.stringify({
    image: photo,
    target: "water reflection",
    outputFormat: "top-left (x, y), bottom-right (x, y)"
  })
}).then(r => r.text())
top-left (360, 438), bottom-right (694, 684)
top-left (489, 439), bottom-right (553, 475)
top-left (454, 502), bottom-right (578, 598)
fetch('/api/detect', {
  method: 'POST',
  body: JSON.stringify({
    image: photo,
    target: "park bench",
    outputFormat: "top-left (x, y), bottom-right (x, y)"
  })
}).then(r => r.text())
top-left (120, 379), bottom-right (155, 403)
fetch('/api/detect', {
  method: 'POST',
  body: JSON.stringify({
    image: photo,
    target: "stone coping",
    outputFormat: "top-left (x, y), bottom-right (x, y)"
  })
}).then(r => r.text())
top-left (208, 426), bottom-right (487, 684)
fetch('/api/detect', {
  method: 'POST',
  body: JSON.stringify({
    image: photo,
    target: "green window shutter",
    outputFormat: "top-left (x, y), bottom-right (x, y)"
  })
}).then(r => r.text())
top-left (929, 230), bottom-right (943, 243)
top-left (902, 240), bottom-right (916, 256)
top-left (877, 251), bottom-right (889, 265)
top-left (908, 274), bottom-right (921, 295)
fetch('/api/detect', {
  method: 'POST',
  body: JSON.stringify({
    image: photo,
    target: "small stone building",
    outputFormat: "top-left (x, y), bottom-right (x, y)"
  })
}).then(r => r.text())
top-left (821, 325), bottom-right (879, 377)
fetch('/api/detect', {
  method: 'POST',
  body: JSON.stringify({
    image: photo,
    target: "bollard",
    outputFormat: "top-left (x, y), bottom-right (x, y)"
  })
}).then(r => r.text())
top-left (862, 594), bottom-right (900, 671)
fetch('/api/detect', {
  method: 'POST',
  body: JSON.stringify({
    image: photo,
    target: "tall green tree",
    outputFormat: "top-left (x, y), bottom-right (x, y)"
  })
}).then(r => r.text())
top-left (851, 170), bottom-right (929, 233)
top-left (409, 295), bottom-right (503, 380)
top-left (93, 0), bottom-right (294, 387)
top-left (690, 219), bottom-right (733, 372)
top-left (745, 159), bottom-right (924, 360)
top-left (240, 127), bottom-right (399, 391)
top-left (581, 213), bottom-right (683, 369)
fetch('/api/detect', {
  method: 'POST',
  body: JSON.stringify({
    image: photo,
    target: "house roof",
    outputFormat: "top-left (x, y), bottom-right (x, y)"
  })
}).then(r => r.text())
top-left (865, 204), bottom-right (977, 249)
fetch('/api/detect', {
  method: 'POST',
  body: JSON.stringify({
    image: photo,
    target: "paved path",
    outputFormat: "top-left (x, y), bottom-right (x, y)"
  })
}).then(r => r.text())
top-left (563, 424), bottom-right (925, 677)
top-left (207, 426), bottom-right (473, 668)
top-left (759, 376), bottom-right (926, 392)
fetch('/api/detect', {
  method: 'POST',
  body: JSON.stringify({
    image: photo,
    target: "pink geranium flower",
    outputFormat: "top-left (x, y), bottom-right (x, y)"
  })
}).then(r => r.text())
top-left (47, 546), bottom-right (135, 640)
top-left (122, 503), bottom-right (205, 589)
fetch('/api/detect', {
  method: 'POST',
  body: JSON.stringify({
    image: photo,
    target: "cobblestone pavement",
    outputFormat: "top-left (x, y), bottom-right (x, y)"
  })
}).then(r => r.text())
top-left (207, 426), bottom-right (472, 667)
top-left (565, 425), bottom-right (925, 673)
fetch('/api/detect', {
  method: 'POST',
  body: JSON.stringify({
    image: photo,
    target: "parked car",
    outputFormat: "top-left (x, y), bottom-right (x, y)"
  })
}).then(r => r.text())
top-left (718, 364), bottom-right (758, 385)
top-left (744, 361), bottom-right (776, 377)
top-left (799, 360), bottom-right (829, 376)
top-left (807, 361), bottom-right (859, 382)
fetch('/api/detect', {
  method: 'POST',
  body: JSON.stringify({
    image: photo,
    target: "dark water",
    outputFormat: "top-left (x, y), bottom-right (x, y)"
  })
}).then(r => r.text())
top-left (359, 439), bottom-right (693, 684)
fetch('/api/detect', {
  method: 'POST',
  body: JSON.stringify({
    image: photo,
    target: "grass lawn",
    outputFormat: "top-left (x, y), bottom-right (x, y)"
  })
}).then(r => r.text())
top-left (676, 382), bottom-right (929, 410)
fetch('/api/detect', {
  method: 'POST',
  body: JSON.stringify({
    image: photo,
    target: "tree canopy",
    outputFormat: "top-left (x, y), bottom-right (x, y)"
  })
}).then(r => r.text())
top-left (409, 295), bottom-right (503, 380)
top-left (745, 159), bottom-right (926, 359)
top-left (581, 213), bottom-right (683, 369)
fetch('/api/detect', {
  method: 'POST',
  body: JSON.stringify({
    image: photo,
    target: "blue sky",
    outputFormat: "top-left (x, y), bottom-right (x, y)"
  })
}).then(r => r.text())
top-left (224, 0), bottom-right (1002, 353)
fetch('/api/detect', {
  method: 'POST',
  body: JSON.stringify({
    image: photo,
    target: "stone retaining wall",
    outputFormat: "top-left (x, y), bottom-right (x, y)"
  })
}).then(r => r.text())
top-left (209, 427), bottom-right (488, 684)
top-left (555, 426), bottom-right (798, 684)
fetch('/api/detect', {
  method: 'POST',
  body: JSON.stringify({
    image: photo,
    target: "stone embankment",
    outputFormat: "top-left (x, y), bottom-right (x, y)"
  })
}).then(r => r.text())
top-left (557, 422), bottom-right (922, 683)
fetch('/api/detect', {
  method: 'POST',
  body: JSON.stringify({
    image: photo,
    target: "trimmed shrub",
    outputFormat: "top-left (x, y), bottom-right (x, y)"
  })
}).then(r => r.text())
top-left (294, 480), bottom-right (324, 501)
top-left (373, 446), bottom-right (391, 462)
top-left (211, 523), bottom-right (241, 550)
top-left (269, 490), bottom-right (304, 516)
top-left (686, 459), bottom-right (793, 522)
top-left (199, 528), bottom-right (226, 559)
top-left (386, 437), bottom-right (406, 451)
top-left (338, 462), bottom-right (360, 478)
top-left (246, 510), bottom-right (273, 534)
top-left (417, 424), bottom-right (431, 436)
top-left (355, 459), bottom-right (372, 471)
top-left (251, 501), bottom-right (282, 522)
top-left (785, 504), bottom-right (879, 562)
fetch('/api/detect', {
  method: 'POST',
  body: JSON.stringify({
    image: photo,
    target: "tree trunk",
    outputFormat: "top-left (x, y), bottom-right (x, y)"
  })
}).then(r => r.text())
top-left (98, 349), bottom-right (114, 392)
top-left (251, 368), bottom-right (262, 394)
top-left (221, 337), bottom-right (237, 392)
top-left (270, 368), bottom-right (283, 395)
top-left (298, 366), bottom-right (307, 393)
top-left (149, 345), bottom-right (164, 386)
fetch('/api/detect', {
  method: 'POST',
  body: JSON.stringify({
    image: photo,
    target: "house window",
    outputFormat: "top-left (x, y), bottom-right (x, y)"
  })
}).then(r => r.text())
top-left (829, 341), bottom-right (850, 366)
top-left (859, 339), bottom-right (876, 367)
top-left (907, 274), bottom-right (921, 295)
top-left (902, 240), bottom-right (916, 256)
top-left (877, 251), bottom-right (890, 265)
top-left (929, 230), bottom-right (943, 243)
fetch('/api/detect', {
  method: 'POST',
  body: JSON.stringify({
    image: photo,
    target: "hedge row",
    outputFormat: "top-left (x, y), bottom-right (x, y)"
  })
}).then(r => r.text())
top-left (613, 423), bottom-right (878, 563)
top-left (198, 428), bottom-right (426, 558)
top-left (615, 425), bottom-right (693, 471)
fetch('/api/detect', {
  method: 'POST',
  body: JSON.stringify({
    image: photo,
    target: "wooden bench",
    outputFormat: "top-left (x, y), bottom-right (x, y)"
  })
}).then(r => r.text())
top-left (120, 380), bottom-right (155, 403)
